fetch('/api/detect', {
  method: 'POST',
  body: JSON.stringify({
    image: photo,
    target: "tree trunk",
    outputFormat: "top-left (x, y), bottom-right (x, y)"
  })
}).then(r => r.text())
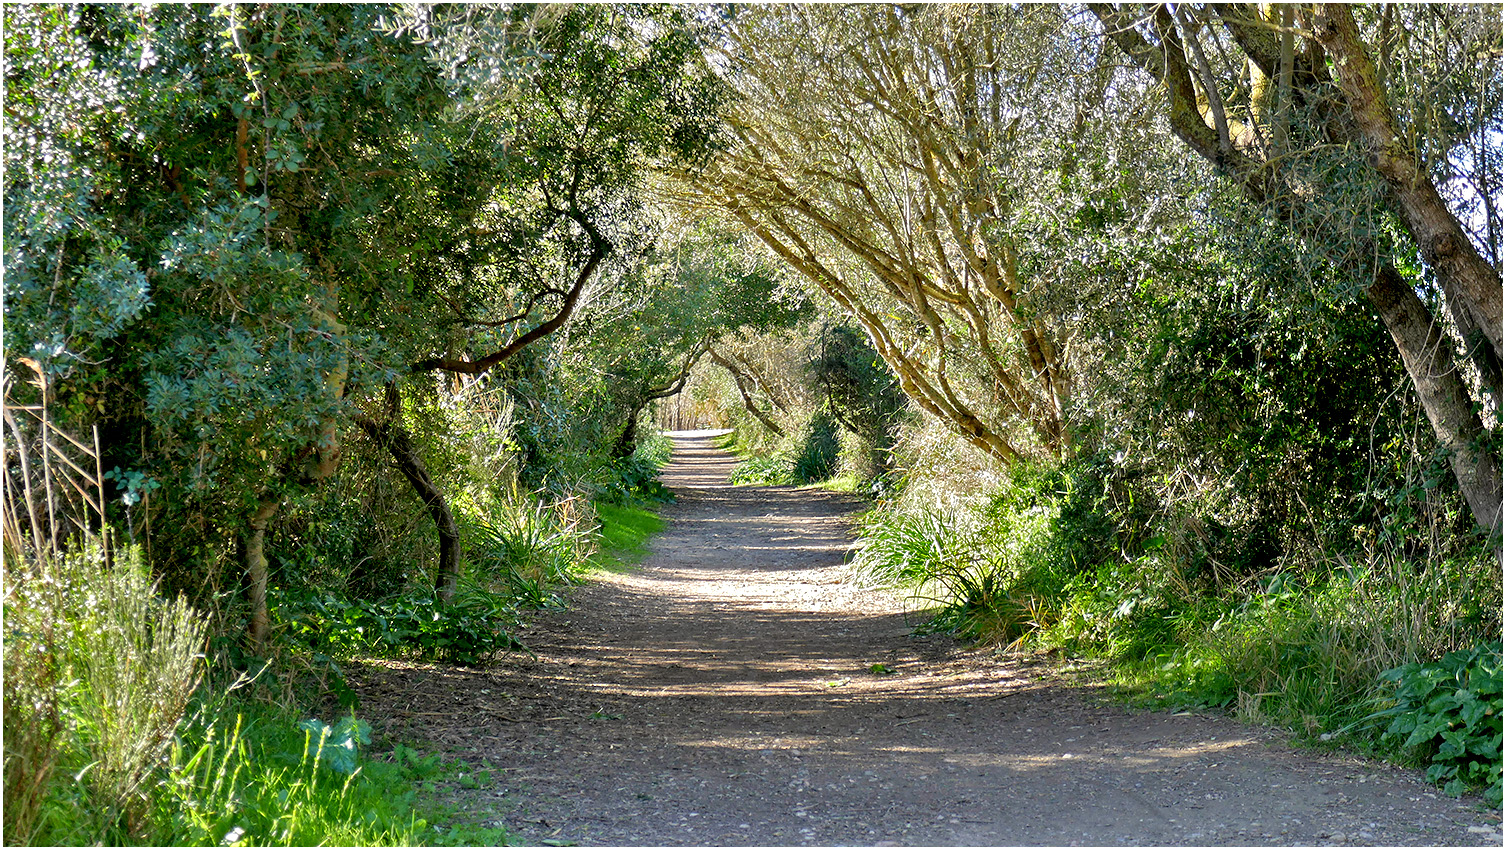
top-left (1313, 5), bottom-right (1504, 364)
top-left (244, 496), bottom-right (280, 651)
top-left (709, 348), bottom-right (785, 436)
top-left (358, 416), bottom-right (462, 603)
top-left (1367, 265), bottom-right (1503, 534)
top-left (613, 403), bottom-right (643, 459)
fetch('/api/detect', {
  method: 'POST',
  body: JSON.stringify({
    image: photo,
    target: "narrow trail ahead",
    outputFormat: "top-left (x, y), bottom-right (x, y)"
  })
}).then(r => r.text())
top-left (351, 433), bottom-right (1497, 846)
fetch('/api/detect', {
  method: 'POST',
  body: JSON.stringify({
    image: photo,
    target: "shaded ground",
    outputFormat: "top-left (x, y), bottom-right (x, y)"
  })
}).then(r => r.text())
top-left (350, 432), bottom-right (1500, 846)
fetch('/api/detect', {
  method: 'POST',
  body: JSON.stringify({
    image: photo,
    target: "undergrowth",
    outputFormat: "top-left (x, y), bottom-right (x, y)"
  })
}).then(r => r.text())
top-left (849, 450), bottom-right (1503, 806)
top-left (2, 429), bottom-right (682, 845)
top-left (2, 536), bottom-right (500, 846)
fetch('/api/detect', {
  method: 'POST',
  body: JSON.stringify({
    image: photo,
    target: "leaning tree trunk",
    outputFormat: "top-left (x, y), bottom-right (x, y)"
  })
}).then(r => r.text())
top-left (358, 416), bottom-right (462, 603)
top-left (1314, 6), bottom-right (1503, 365)
top-left (1368, 265), bottom-right (1503, 534)
top-left (709, 348), bottom-right (785, 436)
top-left (1089, 2), bottom-right (1503, 535)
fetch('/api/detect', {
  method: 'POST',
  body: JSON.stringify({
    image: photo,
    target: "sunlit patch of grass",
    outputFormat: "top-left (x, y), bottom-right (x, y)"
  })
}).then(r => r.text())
top-left (587, 501), bottom-right (665, 574)
top-left (813, 471), bottom-right (863, 493)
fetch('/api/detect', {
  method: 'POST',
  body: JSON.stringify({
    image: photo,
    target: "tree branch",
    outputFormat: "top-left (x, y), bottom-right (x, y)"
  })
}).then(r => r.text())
top-left (411, 206), bottom-right (610, 375)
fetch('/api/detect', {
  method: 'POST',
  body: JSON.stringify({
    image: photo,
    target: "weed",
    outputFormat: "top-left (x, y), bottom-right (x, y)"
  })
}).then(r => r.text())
top-left (274, 588), bottom-right (526, 666)
top-left (1366, 641), bottom-right (1503, 806)
top-left (729, 453), bottom-right (793, 486)
top-left (151, 704), bottom-right (429, 846)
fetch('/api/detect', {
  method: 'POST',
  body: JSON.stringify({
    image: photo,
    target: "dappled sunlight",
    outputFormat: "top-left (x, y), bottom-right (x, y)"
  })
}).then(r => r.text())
top-left (345, 433), bottom-right (1497, 849)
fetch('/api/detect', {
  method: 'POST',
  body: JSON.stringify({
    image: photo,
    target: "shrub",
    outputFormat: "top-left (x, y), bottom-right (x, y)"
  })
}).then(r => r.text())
top-left (790, 406), bottom-right (841, 483)
top-left (3, 537), bottom-right (205, 843)
top-left (599, 453), bottom-right (675, 504)
top-left (274, 588), bottom-right (525, 667)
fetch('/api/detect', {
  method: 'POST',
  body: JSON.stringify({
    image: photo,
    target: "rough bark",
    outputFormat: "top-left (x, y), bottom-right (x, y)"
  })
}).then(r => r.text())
top-left (1313, 5), bottom-right (1503, 365)
top-left (358, 414), bottom-right (462, 603)
top-left (1367, 266), bottom-right (1502, 534)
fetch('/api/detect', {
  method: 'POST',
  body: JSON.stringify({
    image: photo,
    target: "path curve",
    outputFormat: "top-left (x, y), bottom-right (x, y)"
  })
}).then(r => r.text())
top-left (351, 433), bottom-right (1498, 846)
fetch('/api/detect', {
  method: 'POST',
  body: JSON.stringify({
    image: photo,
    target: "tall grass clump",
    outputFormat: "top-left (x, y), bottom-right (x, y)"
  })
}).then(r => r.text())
top-left (851, 465), bottom-right (1065, 644)
top-left (466, 495), bottom-right (596, 609)
top-left (1140, 550), bottom-right (1501, 729)
top-left (4, 536), bottom-right (205, 843)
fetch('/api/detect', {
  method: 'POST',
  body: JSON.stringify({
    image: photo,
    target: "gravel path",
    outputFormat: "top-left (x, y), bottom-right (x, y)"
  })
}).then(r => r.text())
top-left (350, 432), bottom-right (1500, 846)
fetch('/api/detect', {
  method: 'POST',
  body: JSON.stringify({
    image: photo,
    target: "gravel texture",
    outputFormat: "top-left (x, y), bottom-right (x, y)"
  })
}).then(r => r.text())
top-left (349, 432), bottom-right (1500, 846)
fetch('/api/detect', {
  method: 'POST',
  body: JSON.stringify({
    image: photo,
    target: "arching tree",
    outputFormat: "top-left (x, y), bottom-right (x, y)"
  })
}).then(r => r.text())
top-left (668, 5), bottom-right (1136, 464)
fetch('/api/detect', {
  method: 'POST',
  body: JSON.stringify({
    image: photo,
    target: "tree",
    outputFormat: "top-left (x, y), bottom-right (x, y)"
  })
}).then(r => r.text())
top-left (394, 4), bottom-right (724, 378)
top-left (669, 5), bottom-right (1109, 465)
top-left (4, 4), bottom-right (471, 645)
top-left (333, 4), bottom-right (728, 593)
top-left (1088, 3), bottom-right (1502, 534)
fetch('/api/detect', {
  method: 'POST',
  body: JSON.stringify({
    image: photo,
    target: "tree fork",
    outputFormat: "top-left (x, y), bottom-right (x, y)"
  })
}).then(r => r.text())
top-left (411, 211), bottom-right (610, 376)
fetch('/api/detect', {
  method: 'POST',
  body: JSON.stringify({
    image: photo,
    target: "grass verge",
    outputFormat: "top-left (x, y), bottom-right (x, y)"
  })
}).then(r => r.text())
top-left (848, 464), bottom-right (1503, 807)
top-left (3, 536), bottom-right (509, 845)
top-left (588, 501), bottom-right (667, 573)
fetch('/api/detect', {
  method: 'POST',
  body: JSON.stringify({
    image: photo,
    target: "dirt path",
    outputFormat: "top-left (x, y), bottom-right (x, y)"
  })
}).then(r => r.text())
top-left (351, 432), bottom-right (1499, 846)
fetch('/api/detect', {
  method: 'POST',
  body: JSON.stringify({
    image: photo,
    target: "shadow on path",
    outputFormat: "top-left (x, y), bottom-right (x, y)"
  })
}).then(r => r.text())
top-left (349, 434), bottom-right (1497, 846)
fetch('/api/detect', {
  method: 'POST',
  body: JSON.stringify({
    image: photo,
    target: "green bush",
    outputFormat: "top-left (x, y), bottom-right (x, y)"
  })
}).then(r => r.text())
top-left (599, 453), bottom-right (676, 504)
top-left (274, 588), bottom-right (525, 667)
top-left (791, 406), bottom-right (842, 483)
top-left (1369, 641), bottom-right (1503, 806)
